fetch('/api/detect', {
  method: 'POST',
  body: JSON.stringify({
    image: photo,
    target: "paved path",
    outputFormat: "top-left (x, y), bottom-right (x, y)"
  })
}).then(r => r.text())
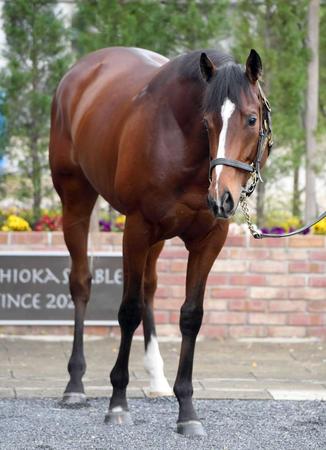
top-left (1, 335), bottom-right (326, 401)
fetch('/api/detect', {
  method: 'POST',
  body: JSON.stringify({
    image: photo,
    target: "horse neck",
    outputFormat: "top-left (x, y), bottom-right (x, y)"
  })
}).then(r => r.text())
top-left (165, 78), bottom-right (208, 162)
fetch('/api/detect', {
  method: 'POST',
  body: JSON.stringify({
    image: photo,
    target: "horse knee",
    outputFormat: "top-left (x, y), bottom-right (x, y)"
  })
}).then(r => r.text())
top-left (69, 272), bottom-right (92, 303)
top-left (179, 303), bottom-right (203, 337)
top-left (118, 300), bottom-right (143, 332)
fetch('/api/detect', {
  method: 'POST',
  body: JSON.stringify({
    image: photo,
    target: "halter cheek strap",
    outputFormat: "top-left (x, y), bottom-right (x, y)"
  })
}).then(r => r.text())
top-left (208, 82), bottom-right (273, 197)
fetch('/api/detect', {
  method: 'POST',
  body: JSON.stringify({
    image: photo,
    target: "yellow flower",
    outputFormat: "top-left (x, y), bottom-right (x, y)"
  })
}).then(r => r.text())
top-left (313, 218), bottom-right (326, 235)
top-left (115, 215), bottom-right (126, 225)
top-left (2, 214), bottom-right (31, 231)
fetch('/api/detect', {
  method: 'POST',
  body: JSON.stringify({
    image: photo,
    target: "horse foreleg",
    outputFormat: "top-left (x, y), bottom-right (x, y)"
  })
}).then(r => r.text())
top-left (174, 229), bottom-right (227, 436)
top-left (143, 241), bottom-right (172, 397)
top-left (106, 215), bottom-right (150, 425)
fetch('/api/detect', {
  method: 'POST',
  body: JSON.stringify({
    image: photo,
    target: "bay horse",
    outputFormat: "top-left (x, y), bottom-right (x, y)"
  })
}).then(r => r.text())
top-left (49, 46), bottom-right (270, 436)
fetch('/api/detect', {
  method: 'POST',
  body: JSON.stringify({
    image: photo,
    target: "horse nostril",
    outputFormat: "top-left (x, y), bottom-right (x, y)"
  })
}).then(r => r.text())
top-left (221, 190), bottom-right (234, 215)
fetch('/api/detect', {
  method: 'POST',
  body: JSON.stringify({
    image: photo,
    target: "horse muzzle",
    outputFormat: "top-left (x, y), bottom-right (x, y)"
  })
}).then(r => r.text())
top-left (207, 190), bottom-right (235, 219)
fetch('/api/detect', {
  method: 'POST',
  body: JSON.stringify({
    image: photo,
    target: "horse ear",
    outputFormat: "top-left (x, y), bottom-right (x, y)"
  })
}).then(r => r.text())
top-left (200, 53), bottom-right (216, 82)
top-left (245, 49), bottom-right (262, 84)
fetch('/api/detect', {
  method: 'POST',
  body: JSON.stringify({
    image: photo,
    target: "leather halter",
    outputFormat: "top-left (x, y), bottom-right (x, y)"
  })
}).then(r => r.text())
top-left (209, 82), bottom-right (273, 198)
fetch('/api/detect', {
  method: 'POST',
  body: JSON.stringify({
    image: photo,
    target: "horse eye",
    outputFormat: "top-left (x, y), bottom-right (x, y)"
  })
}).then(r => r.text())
top-left (248, 115), bottom-right (257, 127)
top-left (203, 119), bottom-right (209, 131)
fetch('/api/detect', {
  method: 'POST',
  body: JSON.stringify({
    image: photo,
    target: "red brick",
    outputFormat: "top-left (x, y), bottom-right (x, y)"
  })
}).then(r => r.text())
top-left (210, 287), bottom-right (247, 299)
top-left (289, 262), bottom-right (325, 273)
top-left (288, 236), bottom-right (325, 248)
top-left (268, 300), bottom-right (306, 312)
top-left (307, 301), bottom-right (326, 312)
top-left (249, 313), bottom-right (287, 325)
top-left (160, 249), bottom-right (188, 258)
top-left (205, 299), bottom-right (228, 311)
top-left (265, 275), bottom-right (305, 287)
top-left (228, 248), bottom-right (269, 260)
top-left (199, 325), bottom-right (227, 338)
top-left (212, 260), bottom-right (247, 273)
top-left (208, 312), bottom-right (247, 325)
top-left (158, 274), bottom-right (185, 285)
top-left (267, 326), bottom-right (306, 338)
top-left (218, 248), bottom-right (229, 259)
top-left (157, 260), bottom-right (170, 272)
top-left (229, 325), bottom-right (267, 338)
top-left (250, 287), bottom-right (287, 300)
top-left (224, 236), bottom-right (246, 247)
top-left (310, 250), bottom-right (326, 261)
top-left (85, 326), bottom-right (110, 336)
top-left (170, 286), bottom-right (185, 298)
top-left (229, 275), bottom-right (266, 286)
top-left (307, 327), bottom-right (326, 338)
top-left (250, 238), bottom-right (285, 248)
top-left (170, 260), bottom-right (187, 272)
top-left (288, 288), bottom-right (306, 300)
top-left (51, 232), bottom-right (66, 246)
top-left (288, 288), bottom-right (325, 301)
top-left (11, 232), bottom-right (48, 245)
top-left (303, 288), bottom-right (325, 300)
top-left (97, 232), bottom-right (122, 246)
top-left (250, 260), bottom-right (287, 273)
top-left (155, 286), bottom-right (171, 299)
top-left (228, 299), bottom-right (266, 312)
top-left (155, 298), bottom-right (182, 310)
top-left (0, 233), bottom-right (9, 244)
top-left (154, 310), bottom-right (170, 324)
top-left (156, 324), bottom-right (180, 336)
top-left (170, 311), bottom-right (180, 324)
top-left (284, 249), bottom-right (310, 260)
top-left (308, 277), bottom-right (326, 287)
top-left (169, 237), bottom-right (184, 247)
top-left (207, 274), bottom-right (230, 285)
top-left (288, 313), bottom-right (324, 326)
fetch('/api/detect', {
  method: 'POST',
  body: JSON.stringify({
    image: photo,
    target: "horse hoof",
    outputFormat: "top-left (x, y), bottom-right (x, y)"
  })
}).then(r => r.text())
top-left (61, 392), bottom-right (88, 407)
top-left (177, 420), bottom-right (206, 437)
top-left (104, 408), bottom-right (133, 425)
top-left (144, 387), bottom-right (174, 398)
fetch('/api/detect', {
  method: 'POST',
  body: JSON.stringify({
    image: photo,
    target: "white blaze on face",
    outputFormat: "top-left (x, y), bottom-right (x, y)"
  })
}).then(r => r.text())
top-left (143, 335), bottom-right (173, 396)
top-left (214, 98), bottom-right (236, 193)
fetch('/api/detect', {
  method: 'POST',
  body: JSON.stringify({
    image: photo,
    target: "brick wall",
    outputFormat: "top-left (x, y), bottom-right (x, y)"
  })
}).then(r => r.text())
top-left (0, 232), bottom-right (325, 338)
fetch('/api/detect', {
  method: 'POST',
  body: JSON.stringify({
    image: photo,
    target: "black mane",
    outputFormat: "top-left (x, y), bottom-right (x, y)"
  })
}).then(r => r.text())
top-left (204, 62), bottom-right (252, 112)
top-left (175, 49), bottom-right (252, 112)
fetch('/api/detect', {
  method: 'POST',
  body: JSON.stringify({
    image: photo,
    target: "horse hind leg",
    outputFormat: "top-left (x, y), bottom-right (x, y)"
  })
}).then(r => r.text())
top-left (142, 241), bottom-right (172, 397)
top-left (53, 168), bottom-right (98, 406)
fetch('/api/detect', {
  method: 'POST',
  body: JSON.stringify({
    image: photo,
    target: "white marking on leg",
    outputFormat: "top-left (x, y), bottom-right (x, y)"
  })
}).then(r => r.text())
top-left (143, 335), bottom-right (173, 397)
top-left (214, 98), bottom-right (235, 195)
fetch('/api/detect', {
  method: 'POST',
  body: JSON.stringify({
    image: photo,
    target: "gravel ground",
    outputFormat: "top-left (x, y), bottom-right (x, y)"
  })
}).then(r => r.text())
top-left (1, 397), bottom-right (326, 450)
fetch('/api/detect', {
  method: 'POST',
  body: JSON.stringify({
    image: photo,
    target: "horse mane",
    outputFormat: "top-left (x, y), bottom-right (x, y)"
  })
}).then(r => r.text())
top-left (203, 62), bottom-right (253, 112)
top-left (175, 49), bottom-right (253, 112)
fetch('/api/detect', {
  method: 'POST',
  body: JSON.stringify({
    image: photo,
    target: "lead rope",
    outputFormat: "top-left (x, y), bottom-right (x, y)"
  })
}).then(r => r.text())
top-left (239, 188), bottom-right (326, 239)
top-left (239, 192), bottom-right (262, 239)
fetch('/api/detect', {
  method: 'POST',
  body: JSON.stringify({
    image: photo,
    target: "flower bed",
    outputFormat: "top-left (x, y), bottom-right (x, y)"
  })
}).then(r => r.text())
top-left (0, 208), bottom-right (126, 232)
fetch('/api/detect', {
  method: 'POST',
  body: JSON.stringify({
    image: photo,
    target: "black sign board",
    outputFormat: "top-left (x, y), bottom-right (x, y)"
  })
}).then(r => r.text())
top-left (0, 252), bottom-right (122, 325)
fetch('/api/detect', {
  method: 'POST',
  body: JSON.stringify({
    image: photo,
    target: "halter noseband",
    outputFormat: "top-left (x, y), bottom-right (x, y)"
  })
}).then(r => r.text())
top-left (209, 83), bottom-right (273, 197)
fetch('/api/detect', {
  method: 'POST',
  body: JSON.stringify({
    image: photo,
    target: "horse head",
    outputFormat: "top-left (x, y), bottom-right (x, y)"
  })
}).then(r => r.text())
top-left (200, 49), bottom-right (272, 219)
